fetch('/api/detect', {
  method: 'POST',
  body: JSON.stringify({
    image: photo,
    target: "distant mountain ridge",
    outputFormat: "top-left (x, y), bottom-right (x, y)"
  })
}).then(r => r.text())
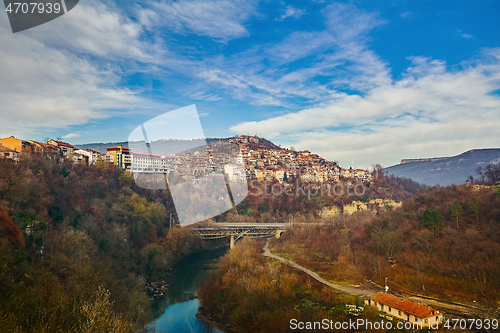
top-left (384, 148), bottom-right (500, 186)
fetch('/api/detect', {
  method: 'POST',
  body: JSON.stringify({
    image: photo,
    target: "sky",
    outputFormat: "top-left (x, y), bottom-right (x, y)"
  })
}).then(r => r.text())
top-left (0, 0), bottom-right (499, 168)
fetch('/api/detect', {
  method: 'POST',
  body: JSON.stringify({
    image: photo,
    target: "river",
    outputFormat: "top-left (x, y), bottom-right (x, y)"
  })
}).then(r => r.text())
top-left (147, 246), bottom-right (228, 333)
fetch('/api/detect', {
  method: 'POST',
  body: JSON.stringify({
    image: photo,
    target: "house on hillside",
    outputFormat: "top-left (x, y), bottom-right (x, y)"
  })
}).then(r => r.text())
top-left (72, 152), bottom-right (89, 165)
top-left (0, 136), bottom-right (32, 153)
top-left (47, 139), bottom-right (74, 157)
top-left (74, 148), bottom-right (106, 165)
top-left (0, 144), bottom-right (19, 161)
top-left (365, 292), bottom-right (443, 328)
top-left (28, 140), bottom-right (59, 155)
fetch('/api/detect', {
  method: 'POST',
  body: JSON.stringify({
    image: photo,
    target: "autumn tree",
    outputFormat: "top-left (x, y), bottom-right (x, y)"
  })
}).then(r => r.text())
top-left (451, 199), bottom-right (463, 230)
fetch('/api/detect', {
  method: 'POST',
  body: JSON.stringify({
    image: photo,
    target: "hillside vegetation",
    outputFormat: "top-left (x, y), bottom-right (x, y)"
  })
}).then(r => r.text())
top-left (0, 154), bottom-right (203, 333)
top-left (218, 170), bottom-right (422, 224)
top-left (271, 183), bottom-right (500, 307)
top-left (199, 239), bottom-right (386, 333)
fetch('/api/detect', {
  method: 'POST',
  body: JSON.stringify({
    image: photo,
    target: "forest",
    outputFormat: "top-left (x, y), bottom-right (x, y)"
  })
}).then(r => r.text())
top-left (199, 171), bottom-right (500, 332)
top-left (218, 167), bottom-right (423, 224)
top-left (0, 153), bottom-right (204, 332)
top-left (270, 182), bottom-right (500, 307)
top-left (3, 150), bottom-right (498, 332)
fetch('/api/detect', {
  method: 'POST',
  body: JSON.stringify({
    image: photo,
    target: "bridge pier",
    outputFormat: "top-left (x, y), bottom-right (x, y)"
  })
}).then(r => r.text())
top-left (276, 230), bottom-right (284, 239)
top-left (230, 235), bottom-right (235, 249)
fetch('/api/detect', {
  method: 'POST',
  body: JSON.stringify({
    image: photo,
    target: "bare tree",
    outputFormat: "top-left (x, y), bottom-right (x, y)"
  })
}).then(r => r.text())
top-left (476, 166), bottom-right (485, 183)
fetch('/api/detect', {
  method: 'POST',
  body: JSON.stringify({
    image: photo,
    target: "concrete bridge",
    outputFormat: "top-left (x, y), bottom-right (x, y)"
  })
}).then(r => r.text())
top-left (193, 223), bottom-right (289, 248)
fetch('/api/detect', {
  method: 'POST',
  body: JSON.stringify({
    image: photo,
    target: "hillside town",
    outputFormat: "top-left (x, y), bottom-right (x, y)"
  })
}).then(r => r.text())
top-left (0, 135), bottom-right (371, 184)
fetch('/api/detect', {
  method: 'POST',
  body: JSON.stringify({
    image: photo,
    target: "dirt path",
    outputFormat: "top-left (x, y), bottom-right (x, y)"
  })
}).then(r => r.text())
top-left (262, 240), bottom-right (377, 297)
top-left (262, 240), bottom-right (484, 318)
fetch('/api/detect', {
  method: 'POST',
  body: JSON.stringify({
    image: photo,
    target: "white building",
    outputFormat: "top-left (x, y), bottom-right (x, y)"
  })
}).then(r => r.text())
top-left (74, 149), bottom-right (106, 165)
top-left (131, 152), bottom-right (166, 173)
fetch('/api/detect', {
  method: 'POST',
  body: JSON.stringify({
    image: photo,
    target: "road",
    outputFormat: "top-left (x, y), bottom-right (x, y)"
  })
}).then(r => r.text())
top-left (262, 240), bottom-right (487, 318)
top-left (262, 240), bottom-right (377, 297)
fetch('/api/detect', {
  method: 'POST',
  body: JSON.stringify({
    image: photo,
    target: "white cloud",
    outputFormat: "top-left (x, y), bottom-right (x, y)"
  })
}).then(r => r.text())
top-left (190, 2), bottom-right (389, 107)
top-left (456, 30), bottom-right (473, 39)
top-left (35, 1), bottom-right (158, 62)
top-left (400, 11), bottom-right (411, 19)
top-left (189, 91), bottom-right (221, 101)
top-left (323, 3), bottom-right (385, 42)
top-left (0, 1), bottom-right (154, 139)
top-left (230, 50), bottom-right (500, 167)
top-left (276, 6), bottom-right (305, 21)
top-left (138, 0), bottom-right (257, 42)
top-left (62, 133), bottom-right (81, 139)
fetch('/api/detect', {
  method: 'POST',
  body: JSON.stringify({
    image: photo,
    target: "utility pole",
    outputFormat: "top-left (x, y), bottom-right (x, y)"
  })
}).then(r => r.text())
top-left (169, 214), bottom-right (172, 229)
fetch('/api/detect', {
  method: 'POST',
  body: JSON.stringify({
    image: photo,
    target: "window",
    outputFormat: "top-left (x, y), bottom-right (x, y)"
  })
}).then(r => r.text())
top-left (381, 305), bottom-right (384, 311)
top-left (398, 311), bottom-right (401, 316)
top-left (436, 316), bottom-right (439, 321)
top-left (388, 307), bottom-right (391, 312)
top-left (415, 317), bottom-right (418, 322)
top-left (425, 319), bottom-right (428, 323)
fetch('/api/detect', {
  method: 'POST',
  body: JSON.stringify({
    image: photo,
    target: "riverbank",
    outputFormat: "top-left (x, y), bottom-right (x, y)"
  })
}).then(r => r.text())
top-left (147, 246), bottom-right (229, 333)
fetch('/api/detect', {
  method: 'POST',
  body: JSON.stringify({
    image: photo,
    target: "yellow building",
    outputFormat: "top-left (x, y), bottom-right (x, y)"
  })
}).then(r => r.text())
top-left (106, 145), bottom-right (132, 170)
top-left (255, 170), bottom-right (264, 180)
top-left (0, 136), bottom-right (32, 152)
top-left (365, 292), bottom-right (443, 328)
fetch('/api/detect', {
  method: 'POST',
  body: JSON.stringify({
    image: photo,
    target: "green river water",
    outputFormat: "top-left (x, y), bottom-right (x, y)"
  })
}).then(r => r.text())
top-left (147, 246), bottom-right (228, 333)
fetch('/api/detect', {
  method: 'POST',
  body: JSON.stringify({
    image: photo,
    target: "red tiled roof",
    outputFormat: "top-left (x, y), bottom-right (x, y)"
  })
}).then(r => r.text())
top-left (107, 146), bottom-right (130, 151)
top-left (53, 140), bottom-right (74, 148)
top-left (369, 292), bottom-right (439, 318)
top-left (84, 149), bottom-right (103, 154)
top-left (132, 152), bottom-right (161, 158)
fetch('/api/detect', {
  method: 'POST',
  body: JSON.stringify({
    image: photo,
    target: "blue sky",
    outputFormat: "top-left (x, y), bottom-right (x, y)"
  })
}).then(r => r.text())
top-left (1, 0), bottom-right (499, 167)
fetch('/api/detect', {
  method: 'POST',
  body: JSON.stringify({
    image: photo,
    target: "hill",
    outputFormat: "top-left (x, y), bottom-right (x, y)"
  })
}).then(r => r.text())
top-left (384, 148), bottom-right (500, 186)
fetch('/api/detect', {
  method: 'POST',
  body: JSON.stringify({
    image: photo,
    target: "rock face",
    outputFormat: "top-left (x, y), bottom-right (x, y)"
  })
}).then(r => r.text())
top-left (384, 148), bottom-right (500, 186)
top-left (320, 200), bottom-right (402, 218)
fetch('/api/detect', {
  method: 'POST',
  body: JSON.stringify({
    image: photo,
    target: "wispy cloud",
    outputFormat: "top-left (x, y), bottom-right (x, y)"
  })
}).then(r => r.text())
top-left (138, 0), bottom-right (258, 42)
top-left (276, 6), bottom-right (305, 21)
top-left (62, 133), bottom-right (81, 139)
top-left (188, 3), bottom-right (389, 107)
top-left (230, 49), bottom-right (500, 167)
top-left (189, 91), bottom-right (222, 102)
top-left (457, 30), bottom-right (474, 39)
top-left (400, 11), bottom-right (411, 19)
